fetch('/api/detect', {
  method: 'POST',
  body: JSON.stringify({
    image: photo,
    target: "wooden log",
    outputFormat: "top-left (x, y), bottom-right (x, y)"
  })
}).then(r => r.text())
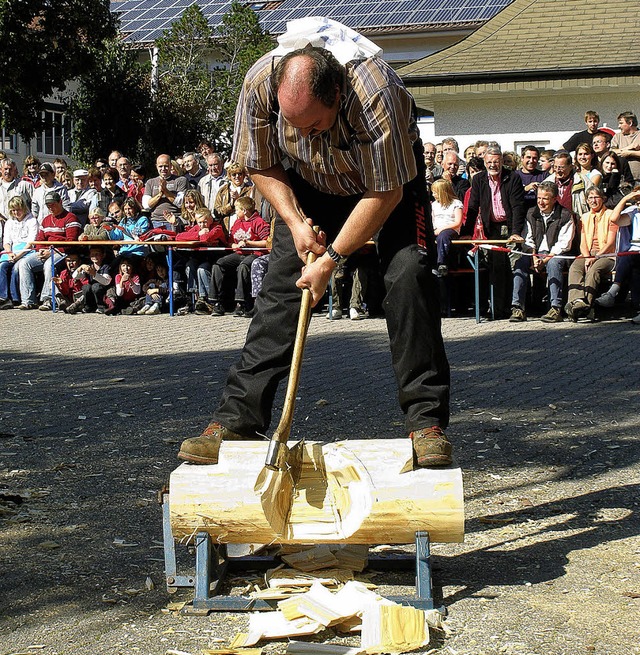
top-left (169, 439), bottom-right (464, 544)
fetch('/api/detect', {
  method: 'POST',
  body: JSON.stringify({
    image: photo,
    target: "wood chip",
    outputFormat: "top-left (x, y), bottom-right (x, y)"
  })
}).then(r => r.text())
top-left (361, 602), bottom-right (429, 654)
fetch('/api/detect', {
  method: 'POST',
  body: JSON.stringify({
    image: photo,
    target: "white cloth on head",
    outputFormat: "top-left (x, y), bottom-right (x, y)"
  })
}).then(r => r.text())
top-left (273, 16), bottom-right (382, 64)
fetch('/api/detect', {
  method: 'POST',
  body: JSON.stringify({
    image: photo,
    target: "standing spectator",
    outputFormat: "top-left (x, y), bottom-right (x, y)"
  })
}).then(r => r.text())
top-left (563, 110), bottom-right (600, 153)
top-left (0, 196), bottom-right (38, 309)
top-left (198, 153), bottom-right (227, 212)
top-left (515, 145), bottom-right (546, 211)
top-left (539, 149), bottom-right (555, 174)
top-left (592, 130), bottom-right (634, 186)
top-left (53, 158), bottom-right (68, 184)
top-left (466, 146), bottom-right (526, 319)
top-left (182, 152), bottom-right (206, 188)
top-left (437, 151), bottom-right (470, 201)
top-left (214, 162), bottom-right (254, 226)
top-left (116, 156), bottom-right (133, 192)
top-left (142, 154), bottom-right (188, 225)
top-left (31, 163), bottom-right (71, 224)
top-left (601, 152), bottom-right (632, 208)
top-left (545, 152), bottom-right (590, 218)
top-left (21, 155), bottom-right (41, 188)
top-left (474, 140), bottom-right (489, 159)
top-left (108, 151), bottom-right (122, 169)
top-left (575, 143), bottom-right (602, 188)
top-left (128, 165), bottom-right (147, 205)
top-left (0, 158), bottom-right (33, 221)
top-left (565, 186), bottom-right (618, 321)
top-left (92, 167), bottom-right (126, 214)
top-left (68, 169), bottom-right (97, 226)
top-left (88, 167), bottom-right (102, 194)
top-left (17, 191), bottom-right (81, 310)
top-left (423, 142), bottom-right (443, 184)
top-left (611, 111), bottom-right (640, 183)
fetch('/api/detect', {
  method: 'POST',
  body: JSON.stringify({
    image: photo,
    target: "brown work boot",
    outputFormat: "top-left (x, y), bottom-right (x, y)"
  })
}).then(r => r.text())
top-left (410, 426), bottom-right (453, 467)
top-left (178, 421), bottom-right (245, 465)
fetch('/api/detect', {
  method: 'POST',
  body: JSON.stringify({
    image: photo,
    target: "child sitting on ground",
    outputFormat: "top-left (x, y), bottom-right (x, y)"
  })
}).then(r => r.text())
top-left (66, 245), bottom-right (113, 314)
top-left (52, 252), bottom-right (89, 312)
top-left (104, 257), bottom-right (141, 315)
top-left (138, 259), bottom-right (170, 315)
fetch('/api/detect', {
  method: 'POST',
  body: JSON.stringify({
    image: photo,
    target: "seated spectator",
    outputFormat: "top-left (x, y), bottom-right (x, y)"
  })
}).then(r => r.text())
top-left (563, 110), bottom-right (600, 153)
top-left (17, 191), bottom-right (81, 311)
top-left (595, 188), bottom-right (640, 323)
top-left (208, 196), bottom-right (269, 317)
top-left (180, 189), bottom-right (205, 227)
top-left (611, 111), bottom-right (640, 183)
top-left (539, 149), bottom-right (556, 174)
top-left (68, 168), bottom-right (97, 226)
top-left (516, 145), bottom-right (547, 210)
top-left (92, 167), bottom-right (126, 214)
top-left (592, 130), bottom-right (634, 185)
top-left (177, 207), bottom-right (227, 311)
top-left (566, 186), bottom-right (618, 321)
top-left (79, 207), bottom-right (111, 241)
top-left (214, 162), bottom-right (254, 225)
top-left (116, 157), bottom-right (133, 193)
top-left (138, 259), bottom-right (171, 315)
top-left (104, 256), bottom-right (141, 315)
top-left (575, 143), bottom-right (602, 188)
top-left (0, 196), bottom-right (38, 309)
top-left (106, 197), bottom-right (151, 266)
top-left (509, 181), bottom-right (575, 323)
top-left (601, 152), bottom-right (633, 208)
top-left (51, 251), bottom-right (88, 312)
top-left (66, 245), bottom-right (113, 314)
top-left (431, 179), bottom-right (464, 276)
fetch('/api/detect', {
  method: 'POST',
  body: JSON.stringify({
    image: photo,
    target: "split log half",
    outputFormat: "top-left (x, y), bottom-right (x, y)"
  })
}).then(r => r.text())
top-left (169, 439), bottom-right (464, 544)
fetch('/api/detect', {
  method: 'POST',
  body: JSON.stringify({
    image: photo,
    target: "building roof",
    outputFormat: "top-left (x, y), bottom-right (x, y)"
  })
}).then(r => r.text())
top-left (111, 0), bottom-right (513, 45)
top-left (400, 0), bottom-right (640, 83)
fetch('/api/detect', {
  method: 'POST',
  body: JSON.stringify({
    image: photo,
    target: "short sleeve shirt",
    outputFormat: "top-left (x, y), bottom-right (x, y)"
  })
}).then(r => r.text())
top-left (231, 53), bottom-right (418, 196)
top-left (144, 175), bottom-right (189, 221)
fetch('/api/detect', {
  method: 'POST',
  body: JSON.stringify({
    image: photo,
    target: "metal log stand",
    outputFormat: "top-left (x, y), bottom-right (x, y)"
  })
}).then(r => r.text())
top-left (161, 492), bottom-right (442, 615)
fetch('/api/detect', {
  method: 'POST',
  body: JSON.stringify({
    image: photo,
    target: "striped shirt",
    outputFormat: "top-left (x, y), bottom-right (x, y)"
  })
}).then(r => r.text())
top-left (231, 54), bottom-right (418, 196)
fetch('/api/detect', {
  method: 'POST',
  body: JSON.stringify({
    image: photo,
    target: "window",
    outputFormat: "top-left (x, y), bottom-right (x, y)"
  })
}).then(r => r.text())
top-left (37, 109), bottom-right (72, 156)
top-left (1, 116), bottom-right (16, 152)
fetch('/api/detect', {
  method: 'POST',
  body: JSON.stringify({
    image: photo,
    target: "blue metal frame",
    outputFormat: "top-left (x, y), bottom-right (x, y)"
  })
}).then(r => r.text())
top-left (162, 493), bottom-right (443, 614)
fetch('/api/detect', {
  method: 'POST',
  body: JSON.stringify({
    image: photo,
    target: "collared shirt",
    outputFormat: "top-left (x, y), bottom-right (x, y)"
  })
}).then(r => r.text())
top-left (555, 176), bottom-right (573, 211)
top-left (488, 175), bottom-right (506, 222)
top-left (198, 173), bottom-right (227, 211)
top-left (231, 53), bottom-right (418, 196)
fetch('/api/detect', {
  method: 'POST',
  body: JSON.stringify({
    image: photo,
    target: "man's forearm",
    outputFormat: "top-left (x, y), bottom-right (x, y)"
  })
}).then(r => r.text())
top-left (248, 164), bottom-right (306, 229)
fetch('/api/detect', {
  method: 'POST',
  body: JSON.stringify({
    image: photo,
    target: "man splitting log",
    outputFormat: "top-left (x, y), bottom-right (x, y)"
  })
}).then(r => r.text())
top-left (178, 27), bottom-right (452, 468)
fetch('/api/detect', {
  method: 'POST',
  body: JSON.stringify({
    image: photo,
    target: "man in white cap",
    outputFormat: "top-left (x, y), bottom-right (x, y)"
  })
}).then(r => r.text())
top-left (68, 169), bottom-right (97, 226)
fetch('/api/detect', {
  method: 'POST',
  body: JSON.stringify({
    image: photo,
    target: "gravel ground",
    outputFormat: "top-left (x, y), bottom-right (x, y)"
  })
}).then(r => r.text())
top-left (1, 309), bottom-right (639, 655)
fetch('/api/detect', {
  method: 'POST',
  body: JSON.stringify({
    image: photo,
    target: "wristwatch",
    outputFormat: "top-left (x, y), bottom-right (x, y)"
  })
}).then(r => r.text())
top-left (326, 243), bottom-right (348, 267)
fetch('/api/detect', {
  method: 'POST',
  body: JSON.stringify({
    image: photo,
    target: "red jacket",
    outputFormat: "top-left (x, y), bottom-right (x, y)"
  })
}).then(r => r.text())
top-left (36, 211), bottom-right (82, 251)
top-left (176, 222), bottom-right (227, 248)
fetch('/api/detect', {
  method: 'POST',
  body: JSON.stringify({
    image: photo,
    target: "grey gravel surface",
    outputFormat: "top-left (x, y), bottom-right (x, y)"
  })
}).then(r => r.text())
top-left (1, 309), bottom-right (639, 655)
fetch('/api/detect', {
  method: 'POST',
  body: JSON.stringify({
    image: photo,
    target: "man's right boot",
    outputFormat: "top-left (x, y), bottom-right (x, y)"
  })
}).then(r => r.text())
top-left (178, 421), bottom-right (245, 465)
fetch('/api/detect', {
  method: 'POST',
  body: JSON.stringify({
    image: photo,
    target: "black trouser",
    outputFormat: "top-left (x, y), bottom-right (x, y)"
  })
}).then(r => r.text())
top-left (213, 161), bottom-right (450, 435)
top-left (487, 222), bottom-right (513, 317)
top-left (210, 253), bottom-right (257, 304)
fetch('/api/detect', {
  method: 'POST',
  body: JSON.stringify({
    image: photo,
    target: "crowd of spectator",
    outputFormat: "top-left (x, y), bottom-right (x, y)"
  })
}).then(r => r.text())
top-left (1, 110), bottom-right (639, 324)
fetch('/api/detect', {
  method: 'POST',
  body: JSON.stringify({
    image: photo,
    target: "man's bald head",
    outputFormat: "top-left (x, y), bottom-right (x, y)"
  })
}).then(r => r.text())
top-left (274, 46), bottom-right (344, 137)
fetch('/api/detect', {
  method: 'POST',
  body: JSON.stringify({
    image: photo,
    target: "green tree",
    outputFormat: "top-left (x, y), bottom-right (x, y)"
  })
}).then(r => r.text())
top-left (66, 39), bottom-right (151, 166)
top-left (146, 3), bottom-right (216, 158)
top-left (146, 1), bottom-right (273, 157)
top-left (210, 1), bottom-right (274, 150)
top-left (0, 0), bottom-right (117, 139)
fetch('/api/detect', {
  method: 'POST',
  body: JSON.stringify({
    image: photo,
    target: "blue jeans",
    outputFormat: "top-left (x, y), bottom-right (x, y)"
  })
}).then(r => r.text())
top-left (17, 250), bottom-right (66, 305)
top-left (0, 260), bottom-right (20, 301)
top-left (512, 254), bottom-right (566, 309)
top-left (436, 228), bottom-right (458, 266)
